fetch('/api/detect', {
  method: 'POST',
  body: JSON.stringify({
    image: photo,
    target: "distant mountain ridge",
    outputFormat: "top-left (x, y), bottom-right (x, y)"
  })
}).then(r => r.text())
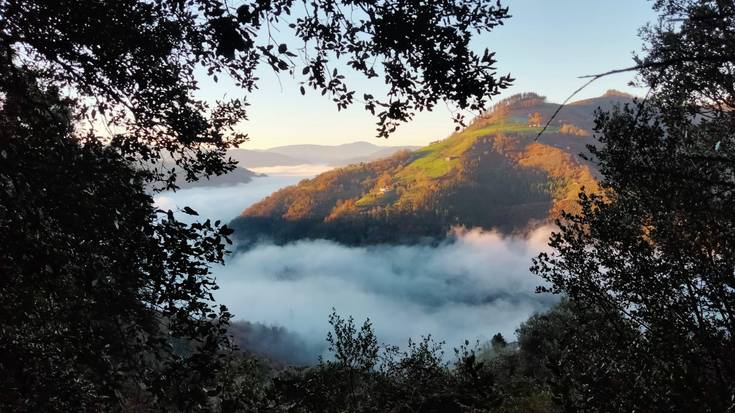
top-left (173, 141), bottom-right (418, 189)
top-left (175, 166), bottom-right (260, 189)
top-left (230, 92), bottom-right (633, 246)
top-left (227, 149), bottom-right (304, 168)
top-left (228, 142), bottom-right (420, 168)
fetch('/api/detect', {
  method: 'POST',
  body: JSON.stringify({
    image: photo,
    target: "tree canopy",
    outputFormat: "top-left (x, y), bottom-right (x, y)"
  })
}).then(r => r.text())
top-left (533, 0), bottom-right (735, 410)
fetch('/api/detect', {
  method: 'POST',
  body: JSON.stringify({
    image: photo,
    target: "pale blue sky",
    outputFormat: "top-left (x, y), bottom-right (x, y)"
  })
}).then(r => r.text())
top-left (201, 1), bottom-right (657, 149)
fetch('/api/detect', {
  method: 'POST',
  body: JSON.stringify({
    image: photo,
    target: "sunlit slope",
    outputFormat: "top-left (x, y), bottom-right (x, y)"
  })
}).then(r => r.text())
top-left (231, 92), bottom-right (626, 245)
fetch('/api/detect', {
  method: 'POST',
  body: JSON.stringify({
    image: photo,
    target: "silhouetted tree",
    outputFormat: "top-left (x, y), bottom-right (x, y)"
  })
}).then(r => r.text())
top-left (0, 0), bottom-right (513, 409)
top-left (491, 333), bottom-right (508, 352)
top-left (266, 311), bottom-right (507, 413)
top-left (0, 64), bottom-right (236, 410)
top-left (534, 0), bottom-right (735, 410)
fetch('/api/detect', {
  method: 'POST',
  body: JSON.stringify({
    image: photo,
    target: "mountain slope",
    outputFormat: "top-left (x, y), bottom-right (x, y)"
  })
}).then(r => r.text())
top-left (227, 149), bottom-right (305, 168)
top-left (231, 92), bottom-right (629, 245)
top-left (338, 145), bottom-right (423, 165)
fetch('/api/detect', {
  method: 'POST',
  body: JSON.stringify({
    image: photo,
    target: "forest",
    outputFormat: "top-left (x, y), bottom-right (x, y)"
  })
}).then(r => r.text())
top-left (2, 0), bottom-right (735, 412)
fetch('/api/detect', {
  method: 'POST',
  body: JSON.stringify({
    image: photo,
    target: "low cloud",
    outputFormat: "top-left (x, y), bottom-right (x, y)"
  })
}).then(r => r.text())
top-left (153, 175), bottom-right (306, 223)
top-left (213, 226), bottom-right (557, 363)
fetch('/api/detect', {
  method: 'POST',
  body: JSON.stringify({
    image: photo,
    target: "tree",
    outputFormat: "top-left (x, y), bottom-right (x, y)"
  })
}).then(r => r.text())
top-left (0, 0), bottom-right (513, 409)
top-left (491, 333), bottom-right (508, 351)
top-left (267, 311), bottom-right (504, 412)
top-left (533, 0), bottom-right (735, 410)
top-left (0, 65), bottom-right (236, 410)
top-left (527, 111), bottom-right (542, 127)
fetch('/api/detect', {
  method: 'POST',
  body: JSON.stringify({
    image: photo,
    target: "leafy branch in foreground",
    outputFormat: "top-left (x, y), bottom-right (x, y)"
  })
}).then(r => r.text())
top-left (534, 1), bottom-right (735, 411)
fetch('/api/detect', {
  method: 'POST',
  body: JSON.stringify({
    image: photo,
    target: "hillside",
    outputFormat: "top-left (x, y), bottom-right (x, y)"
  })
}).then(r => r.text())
top-left (230, 92), bottom-right (629, 245)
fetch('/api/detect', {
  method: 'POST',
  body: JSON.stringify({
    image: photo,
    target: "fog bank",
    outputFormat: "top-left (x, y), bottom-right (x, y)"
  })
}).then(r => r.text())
top-left (214, 226), bottom-right (556, 363)
top-left (248, 164), bottom-right (334, 176)
top-left (154, 174), bottom-right (305, 223)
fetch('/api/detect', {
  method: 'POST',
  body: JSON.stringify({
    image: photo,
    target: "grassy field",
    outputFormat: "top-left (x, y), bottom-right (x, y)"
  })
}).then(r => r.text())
top-left (397, 121), bottom-right (557, 182)
top-left (348, 116), bottom-right (570, 213)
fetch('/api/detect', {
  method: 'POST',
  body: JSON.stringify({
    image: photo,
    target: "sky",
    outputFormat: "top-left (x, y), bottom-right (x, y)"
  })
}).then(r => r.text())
top-left (199, 1), bottom-right (658, 149)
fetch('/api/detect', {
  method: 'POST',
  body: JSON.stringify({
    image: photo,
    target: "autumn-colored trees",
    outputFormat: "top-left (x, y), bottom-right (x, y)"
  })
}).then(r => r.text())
top-left (528, 111), bottom-right (543, 127)
top-left (558, 123), bottom-right (589, 136)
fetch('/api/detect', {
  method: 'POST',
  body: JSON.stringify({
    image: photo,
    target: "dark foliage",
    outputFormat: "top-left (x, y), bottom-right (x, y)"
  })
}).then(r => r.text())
top-left (212, 302), bottom-right (616, 413)
top-left (0, 61), bottom-right (236, 410)
top-left (533, 0), bottom-right (735, 411)
top-left (2, 0), bottom-right (512, 181)
top-left (253, 311), bottom-right (558, 413)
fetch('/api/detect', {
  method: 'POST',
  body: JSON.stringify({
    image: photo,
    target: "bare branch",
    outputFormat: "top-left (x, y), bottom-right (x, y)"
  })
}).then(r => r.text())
top-left (536, 54), bottom-right (735, 140)
top-left (534, 76), bottom-right (598, 140)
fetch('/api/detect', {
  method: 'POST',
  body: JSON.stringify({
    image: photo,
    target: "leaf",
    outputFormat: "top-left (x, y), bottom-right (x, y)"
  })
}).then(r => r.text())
top-left (182, 206), bottom-right (199, 216)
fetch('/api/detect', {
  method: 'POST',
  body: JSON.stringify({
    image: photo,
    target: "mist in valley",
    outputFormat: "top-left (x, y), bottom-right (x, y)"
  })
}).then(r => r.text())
top-left (154, 169), bottom-right (557, 364)
top-left (218, 227), bottom-right (556, 364)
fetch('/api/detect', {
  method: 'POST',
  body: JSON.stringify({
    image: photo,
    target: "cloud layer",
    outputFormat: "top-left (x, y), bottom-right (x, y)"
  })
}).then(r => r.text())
top-left (154, 175), bottom-right (304, 224)
top-left (248, 164), bottom-right (334, 176)
top-left (214, 226), bottom-right (557, 363)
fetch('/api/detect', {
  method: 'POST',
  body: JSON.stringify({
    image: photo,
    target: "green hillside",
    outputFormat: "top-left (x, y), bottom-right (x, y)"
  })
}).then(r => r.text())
top-left (230, 92), bottom-right (624, 245)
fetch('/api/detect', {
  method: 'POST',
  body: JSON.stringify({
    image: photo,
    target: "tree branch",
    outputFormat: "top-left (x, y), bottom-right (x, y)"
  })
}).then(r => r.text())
top-left (535, 54), bottom-right (735, 140)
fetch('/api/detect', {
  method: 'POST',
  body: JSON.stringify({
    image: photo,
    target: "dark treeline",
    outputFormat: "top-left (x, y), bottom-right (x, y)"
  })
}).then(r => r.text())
top-left (2, 0), bottom-right (735, 411)
top-left (217, 305), bottom-right (577, 412)
top-left (228, 320), bottom-right (325, 366)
